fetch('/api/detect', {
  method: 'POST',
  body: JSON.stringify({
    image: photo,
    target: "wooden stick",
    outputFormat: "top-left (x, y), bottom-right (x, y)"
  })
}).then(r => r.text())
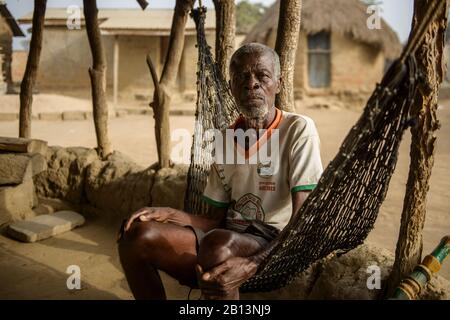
top-left (83, 0), bottom-right (112, 159)
top-left (148, 0), bottom-right (195, 169)
top-left (136, 0), bottom-right (149, 10)
top-left (212, 0), bottom-right (235, 80)
top-left (386, 0), bottom-right (448, 297)
top-left (274, 0), bottom-right (302, 112)
top-left (146, 54), bottom-right (163, 166)
top-left (19, 0), bottom-right (47, 138)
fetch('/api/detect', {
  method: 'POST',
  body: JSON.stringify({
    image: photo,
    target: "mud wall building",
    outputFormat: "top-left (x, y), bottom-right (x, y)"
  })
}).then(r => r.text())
top-left (0, 4), bottom-right (24, 94)
top-left (18, 8), bottom-right (215, 103)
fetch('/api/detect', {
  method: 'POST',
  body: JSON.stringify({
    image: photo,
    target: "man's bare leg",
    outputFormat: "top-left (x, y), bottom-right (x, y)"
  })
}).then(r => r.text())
top-left (197, 229), bottom-right (264, 300)
top-left (118, 220), bottom-right (198, 300)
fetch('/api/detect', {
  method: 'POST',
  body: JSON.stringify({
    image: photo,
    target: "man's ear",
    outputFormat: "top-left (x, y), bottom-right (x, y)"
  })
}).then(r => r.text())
top-left (276, 77), bottom-right (282, 94)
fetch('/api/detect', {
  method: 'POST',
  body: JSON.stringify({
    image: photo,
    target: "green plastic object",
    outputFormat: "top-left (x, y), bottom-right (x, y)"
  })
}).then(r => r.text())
top-left (391, 236), bottom-right (450, 300)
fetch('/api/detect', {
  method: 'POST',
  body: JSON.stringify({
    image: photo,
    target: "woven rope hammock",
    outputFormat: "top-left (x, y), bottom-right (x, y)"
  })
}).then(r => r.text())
top-left (183, 8), bottom-right (239, 216)
top-left (184, 1), bottom-right (443, 292)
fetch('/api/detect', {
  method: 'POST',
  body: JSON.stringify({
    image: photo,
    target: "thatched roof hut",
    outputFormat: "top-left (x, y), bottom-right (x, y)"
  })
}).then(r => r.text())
top-left (245, 0), bottom-right (401, 59)
top-left (244, 0), bottom-right (402, 105)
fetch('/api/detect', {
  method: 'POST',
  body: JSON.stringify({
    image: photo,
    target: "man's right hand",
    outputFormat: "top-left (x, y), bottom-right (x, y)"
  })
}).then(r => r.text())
top-left (124, 207), bottom-right (173, 232)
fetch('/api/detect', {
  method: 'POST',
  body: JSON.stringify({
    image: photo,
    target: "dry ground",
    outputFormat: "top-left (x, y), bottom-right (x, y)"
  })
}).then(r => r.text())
top-left (0, 96), bottom-right (448, 299)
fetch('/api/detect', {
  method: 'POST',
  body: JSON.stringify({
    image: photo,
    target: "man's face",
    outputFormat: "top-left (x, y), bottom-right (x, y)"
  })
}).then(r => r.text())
top-left (230, 52), bottom-right (280, 120)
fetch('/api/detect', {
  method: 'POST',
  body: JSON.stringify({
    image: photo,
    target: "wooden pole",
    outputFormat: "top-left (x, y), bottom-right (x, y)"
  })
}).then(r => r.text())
top-left (83, 0), bottom-right (112, 159)
top-left (136, 0), bottom-right (149, 10)
top-left (274, 0), bottom-right (302, 112)
top-left (386, 0), bottom-right (448, 297)
top-left (19, 0), bottom-right (47, 138)
top-left (159, 0), bottom-right (194, 88)
top-left (212, 0), bottom-right (236, 80)
top-left (113, 35), bottom-right (119, 106)
top-left (147, 0), bottom-right (195, 169)
top-left (146, 55), bottom-right (164, 167)
top-left (5, 37), bottom-right (14, 94)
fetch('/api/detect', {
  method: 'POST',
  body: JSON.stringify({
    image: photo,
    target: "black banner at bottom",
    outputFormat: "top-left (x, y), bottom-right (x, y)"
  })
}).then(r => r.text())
top-left (0, 300), bottom-right (447, 319)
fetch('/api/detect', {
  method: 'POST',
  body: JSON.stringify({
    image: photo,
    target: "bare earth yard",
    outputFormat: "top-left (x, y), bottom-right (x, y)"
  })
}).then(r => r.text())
top-left (0, 96), bottom-right (448, 299)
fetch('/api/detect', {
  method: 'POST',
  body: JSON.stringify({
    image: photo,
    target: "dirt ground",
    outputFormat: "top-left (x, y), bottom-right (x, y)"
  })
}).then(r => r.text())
top-left (0, 96), bottom-right (449, 299)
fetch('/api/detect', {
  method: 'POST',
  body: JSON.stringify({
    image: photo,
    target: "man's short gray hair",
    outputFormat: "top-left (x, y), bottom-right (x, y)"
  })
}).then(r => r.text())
top-left (229, 43), bottom-right (281, 79)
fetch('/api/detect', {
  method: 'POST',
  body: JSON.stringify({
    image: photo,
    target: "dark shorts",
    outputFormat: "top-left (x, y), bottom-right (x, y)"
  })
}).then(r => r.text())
top-left (186, 220), bottom-right (281, 252)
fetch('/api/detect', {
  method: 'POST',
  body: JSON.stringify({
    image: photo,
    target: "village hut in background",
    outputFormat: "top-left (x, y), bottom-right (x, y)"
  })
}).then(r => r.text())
top-left (18, 8), bottom-right (215, 104)
top-left (0, 3), bottom-right (24, 94)
top-left (244, 0), bottom-right (402, 107)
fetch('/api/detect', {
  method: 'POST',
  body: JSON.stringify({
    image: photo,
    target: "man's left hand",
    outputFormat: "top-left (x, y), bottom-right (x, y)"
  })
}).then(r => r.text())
top-left (196, 257), bottom-right (258, 298)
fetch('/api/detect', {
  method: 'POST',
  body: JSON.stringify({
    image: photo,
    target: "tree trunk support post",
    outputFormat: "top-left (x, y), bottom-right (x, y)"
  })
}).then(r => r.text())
top-left (83, 0), bottom-right (113, 159)
top-left (213, 0), bottom-right (236, 80)
top-left (113, 35), bottom-right (119, 106)
top-left (147, 0), bottom-right (195, 169)
top-left (274, 0), bottom-right (302, 112)
top-left (19, 0), bottom-right (47, 139)
top-left (387, 0), bottom-right (448, 297)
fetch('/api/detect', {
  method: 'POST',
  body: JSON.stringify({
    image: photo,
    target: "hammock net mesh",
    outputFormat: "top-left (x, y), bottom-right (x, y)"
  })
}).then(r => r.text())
top-left (184, 8), bottom-right (239, 216)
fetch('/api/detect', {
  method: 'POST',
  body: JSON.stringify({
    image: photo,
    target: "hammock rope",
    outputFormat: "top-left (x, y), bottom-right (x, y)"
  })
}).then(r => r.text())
top-left (184, 1), bottom-right (443, 292)
top-left (183, 6), bottom-right (239, 216)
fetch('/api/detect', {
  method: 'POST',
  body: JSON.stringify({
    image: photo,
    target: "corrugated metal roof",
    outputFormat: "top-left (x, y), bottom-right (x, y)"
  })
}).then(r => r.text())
top-left (18, 8), bottom-right (215, 33)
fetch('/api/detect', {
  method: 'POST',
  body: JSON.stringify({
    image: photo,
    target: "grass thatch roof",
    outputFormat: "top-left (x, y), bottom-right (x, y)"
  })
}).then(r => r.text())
top-left (244, 0), bottom-right (402, 59)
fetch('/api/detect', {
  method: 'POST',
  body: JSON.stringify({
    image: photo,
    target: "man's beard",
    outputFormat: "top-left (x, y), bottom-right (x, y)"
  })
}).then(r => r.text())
top-left (239, 104), bottom-right (269, 129)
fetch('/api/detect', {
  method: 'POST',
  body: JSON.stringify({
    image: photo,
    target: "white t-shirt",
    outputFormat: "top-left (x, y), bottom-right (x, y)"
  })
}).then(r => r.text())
top-left (202, 108), bottom-right (323, 231)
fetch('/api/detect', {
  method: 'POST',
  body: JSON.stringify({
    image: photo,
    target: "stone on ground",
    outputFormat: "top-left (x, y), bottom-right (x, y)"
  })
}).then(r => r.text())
top-left (0, 136), bottom-right (47, 155)
top-left (7, 210), bottom-right (85, 242)
top-left (0, 178), bottom-right (36, 227)
top-left (34, 147), bottom-right (99, 203)
top-left (0, 152), bottom-right (46, 226)
top-left (33, 197), bottom-right (83, 217)
top-left (0, 153), bottom-right (47, 185)
top-left (32, 203), bottom-right (55, 216)
top-left (26, 153), bottom-right (47, 176)
top-left (38, 197), bottom-right (80, 212)
top-left (0, 154), bottom-right (33, 185)
top-left (62, 111), bottom-right (85, 121)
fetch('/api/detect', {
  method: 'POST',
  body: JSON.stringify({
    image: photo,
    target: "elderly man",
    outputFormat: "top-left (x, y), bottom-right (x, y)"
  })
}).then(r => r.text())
top-left (117, 43), bottom-right (323, 300)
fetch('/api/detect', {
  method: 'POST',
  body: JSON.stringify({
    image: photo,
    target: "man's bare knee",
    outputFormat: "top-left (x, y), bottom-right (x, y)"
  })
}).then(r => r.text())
top-left (198, 229), bottom-right (235, 270)
top-left (118, 221), bottom-right (162, 260)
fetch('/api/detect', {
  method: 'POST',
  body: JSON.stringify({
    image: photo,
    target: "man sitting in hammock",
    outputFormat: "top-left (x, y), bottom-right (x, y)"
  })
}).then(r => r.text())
top-left (117, 43), bottom-right (323, 300)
